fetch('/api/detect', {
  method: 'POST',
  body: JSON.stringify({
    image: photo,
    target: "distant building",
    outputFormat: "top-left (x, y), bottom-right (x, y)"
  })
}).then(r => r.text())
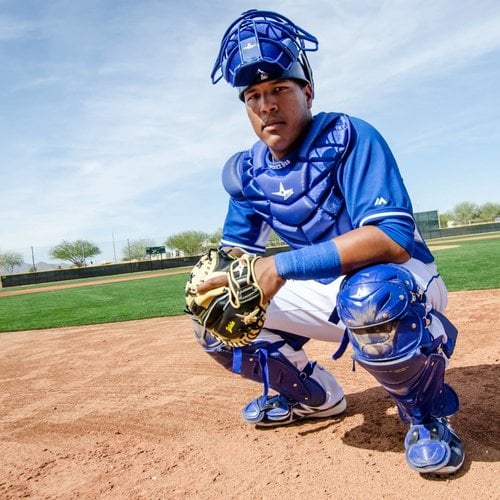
top-left (414, 210), bottom-right (440, 238)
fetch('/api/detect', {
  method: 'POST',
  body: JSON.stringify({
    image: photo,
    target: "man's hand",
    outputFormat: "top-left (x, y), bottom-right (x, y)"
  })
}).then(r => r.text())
top-left (252, 256), bottom-right (286, 302)
top-left (197, 254), bottom-right (285, 303)
top-left (185, 249), bottom-right (271, 347)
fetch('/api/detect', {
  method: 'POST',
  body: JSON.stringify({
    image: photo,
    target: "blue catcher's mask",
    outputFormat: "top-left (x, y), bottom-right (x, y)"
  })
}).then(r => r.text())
top-left (211, 10), bottom-right (318, 101)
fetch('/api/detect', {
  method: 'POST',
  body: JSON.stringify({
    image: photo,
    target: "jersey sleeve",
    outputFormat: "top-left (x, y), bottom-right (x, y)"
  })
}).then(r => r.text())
top-left (220, 198), bottom-right (271, 254)
top-left (338, 117), bottom-right (416, 254)
top-left (220, 151), bottom-right (271, 254)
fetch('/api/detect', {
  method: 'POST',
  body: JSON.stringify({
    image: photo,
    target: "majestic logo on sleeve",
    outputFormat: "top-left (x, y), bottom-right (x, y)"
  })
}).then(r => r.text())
top-left (272, 182), bottom-right (294, 201)
top-left (374, 197), bottom-right (388, 206)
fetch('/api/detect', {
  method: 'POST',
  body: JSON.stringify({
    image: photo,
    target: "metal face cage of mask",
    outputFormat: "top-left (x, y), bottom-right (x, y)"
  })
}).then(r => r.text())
top-left (210, 10), bottom-right (318, 99)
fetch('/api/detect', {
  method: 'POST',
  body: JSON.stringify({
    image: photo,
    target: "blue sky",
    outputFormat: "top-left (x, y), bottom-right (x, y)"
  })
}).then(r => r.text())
top-left (1, 0), bottom-right (499, 263)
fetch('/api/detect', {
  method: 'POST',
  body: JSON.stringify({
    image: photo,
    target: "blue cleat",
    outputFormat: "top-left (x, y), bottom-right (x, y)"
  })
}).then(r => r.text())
top-left (242, 394), bottom-right (346, 427)
top-left (405, 418), bottom-right (465, 475)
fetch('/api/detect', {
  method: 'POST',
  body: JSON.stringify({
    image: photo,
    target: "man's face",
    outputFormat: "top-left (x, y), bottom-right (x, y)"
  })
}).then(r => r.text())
top-left (242, 79), bottom-right (313, 160)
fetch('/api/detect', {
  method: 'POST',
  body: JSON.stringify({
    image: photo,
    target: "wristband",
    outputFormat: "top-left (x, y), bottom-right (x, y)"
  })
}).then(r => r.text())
top-left (274, 241), bottom-right (342, 280)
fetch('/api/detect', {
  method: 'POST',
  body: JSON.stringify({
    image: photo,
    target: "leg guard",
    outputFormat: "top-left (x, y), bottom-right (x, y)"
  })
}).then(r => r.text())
top-left (194, 320), bottom-right (330, 406)
top-left (337, 265), bottom-right (464, 474)
top-left (337, 264), bottom-right (459, 424)
top-left (194, 320), bottom-right (345, 426)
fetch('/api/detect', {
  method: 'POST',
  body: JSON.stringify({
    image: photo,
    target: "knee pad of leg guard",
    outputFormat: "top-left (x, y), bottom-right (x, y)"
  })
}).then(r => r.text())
top-left (337, 264), bottom-right (459, 424)
top-left (196, 334), bottom-right (328, 407)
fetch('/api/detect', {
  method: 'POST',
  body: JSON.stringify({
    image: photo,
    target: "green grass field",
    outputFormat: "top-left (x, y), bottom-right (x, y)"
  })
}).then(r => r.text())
top-left (431, 237), bottom-right (499, 291)
top-left (0, 236), bottom-right (498, 333)
top-left (0, 273), bottom-right (189, 332)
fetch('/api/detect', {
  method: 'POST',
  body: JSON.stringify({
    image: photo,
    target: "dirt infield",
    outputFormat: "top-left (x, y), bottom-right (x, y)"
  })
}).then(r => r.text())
top-left (0, 289), bottom-right (498, 499)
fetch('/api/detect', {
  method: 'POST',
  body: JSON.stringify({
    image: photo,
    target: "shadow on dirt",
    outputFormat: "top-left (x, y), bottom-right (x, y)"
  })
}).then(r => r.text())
top-left (340, 363), bottom-right (499, 473)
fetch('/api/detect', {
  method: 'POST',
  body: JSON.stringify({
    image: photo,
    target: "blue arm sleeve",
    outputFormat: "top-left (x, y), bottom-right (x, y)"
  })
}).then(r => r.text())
top-left (339, 117), bottom-right (416, 254)
top-left (376, 218), bottom-right (415, 255)
top-left (220, 151), bottom-right (271, 254)
top-left (221, 198), bottom-right (271, 254)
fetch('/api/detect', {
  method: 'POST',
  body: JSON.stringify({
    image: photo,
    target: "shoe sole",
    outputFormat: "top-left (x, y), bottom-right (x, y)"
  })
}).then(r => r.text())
top-left (255, 397), bottom-right (347, 427)
top-left (307, 396), bottom-right (347, 418)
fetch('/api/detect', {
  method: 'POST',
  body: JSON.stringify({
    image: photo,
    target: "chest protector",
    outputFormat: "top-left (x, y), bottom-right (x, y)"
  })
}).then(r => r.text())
top-left (230, 112), bottom-right (351, 247)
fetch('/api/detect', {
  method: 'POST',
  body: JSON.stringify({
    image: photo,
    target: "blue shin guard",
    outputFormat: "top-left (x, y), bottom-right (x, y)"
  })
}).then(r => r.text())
top-left (337, 264), bottom-right (463, 474)
top-left (194, 321), bottom-right (345, 426)
top-left (201, 336), bottom-right (328, 406)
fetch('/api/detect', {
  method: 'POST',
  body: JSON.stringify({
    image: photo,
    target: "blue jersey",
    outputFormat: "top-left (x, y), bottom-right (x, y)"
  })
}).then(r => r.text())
top-left (221, 112), bottom-right (434, 264)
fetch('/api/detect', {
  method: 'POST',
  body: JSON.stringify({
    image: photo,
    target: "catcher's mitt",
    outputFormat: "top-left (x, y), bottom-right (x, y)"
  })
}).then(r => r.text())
top-left (185, 249), bottom-right (267, 347)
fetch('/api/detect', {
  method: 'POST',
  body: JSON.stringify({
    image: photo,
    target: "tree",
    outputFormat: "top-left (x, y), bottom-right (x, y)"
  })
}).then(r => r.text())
top-left (479, 202), bottom-right (500, 222)
top-left (452, 202), bottom-right (481, 225)
top-left (49, 239), bottom-right (101, 267)
top-left (122, 238), bottom-right (156, 261)
top-left (205, 228), bottom-right (223, 248)
top-left (0, 250), bottom-right (24, 274)
top-left (268, 230), bottom-right (286, 247)
top-left (165, 231), bottom-right (210, 256)
top-left (438, 211), bottom-right (454, 228)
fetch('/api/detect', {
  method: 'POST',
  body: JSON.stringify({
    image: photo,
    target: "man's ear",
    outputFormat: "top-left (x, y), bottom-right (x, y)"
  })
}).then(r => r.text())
top-left (303, 83), bottom-right (313, 108)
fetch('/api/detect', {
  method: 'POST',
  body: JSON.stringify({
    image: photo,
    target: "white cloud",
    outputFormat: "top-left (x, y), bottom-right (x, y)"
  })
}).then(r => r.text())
top-left (312, 0), bottom-right (500, 110)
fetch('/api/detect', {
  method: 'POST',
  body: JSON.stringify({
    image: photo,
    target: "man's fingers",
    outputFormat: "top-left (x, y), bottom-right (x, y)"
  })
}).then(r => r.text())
top-left (197, 274), bottom-right (228, 293)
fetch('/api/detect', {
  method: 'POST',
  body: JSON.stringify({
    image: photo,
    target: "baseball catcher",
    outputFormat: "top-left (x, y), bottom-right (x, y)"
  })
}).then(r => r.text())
top-left (186, 9), bottom-right (465, 477)
top-left (185, 249), bottom-right (267, 347)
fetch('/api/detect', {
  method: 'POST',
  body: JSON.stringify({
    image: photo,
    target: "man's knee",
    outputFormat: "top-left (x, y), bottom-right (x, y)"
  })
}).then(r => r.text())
top-left (336, 264), bottom-right (459, 423)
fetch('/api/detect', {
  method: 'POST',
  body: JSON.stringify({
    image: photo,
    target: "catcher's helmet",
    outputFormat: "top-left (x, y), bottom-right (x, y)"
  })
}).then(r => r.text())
top-left (211, 9), bottom-right (318, 100)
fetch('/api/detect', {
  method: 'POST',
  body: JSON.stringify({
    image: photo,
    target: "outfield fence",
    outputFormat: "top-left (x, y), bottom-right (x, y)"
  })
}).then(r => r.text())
top-left (1, 223), bottom-right (498, 288)
top-left (0, 255), bottom-right (199, 288)
top-left (419, 222), bottom-right (500, 240)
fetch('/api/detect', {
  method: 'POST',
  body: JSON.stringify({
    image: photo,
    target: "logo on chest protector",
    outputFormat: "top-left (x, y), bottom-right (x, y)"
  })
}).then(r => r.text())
top-left (272, 182), bottom-right (294, 201)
